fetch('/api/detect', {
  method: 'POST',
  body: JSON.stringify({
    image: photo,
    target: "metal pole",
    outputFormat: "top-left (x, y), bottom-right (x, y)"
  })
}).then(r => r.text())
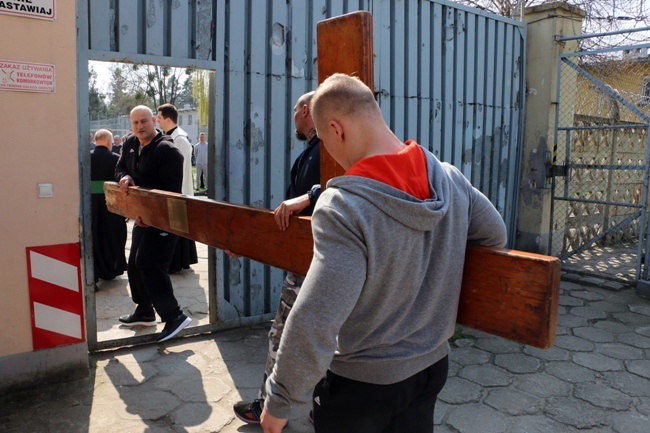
top-left (556, 26), bottom-right (650, 42)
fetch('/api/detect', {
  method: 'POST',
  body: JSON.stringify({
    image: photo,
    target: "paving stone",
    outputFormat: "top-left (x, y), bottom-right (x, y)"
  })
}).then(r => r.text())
top-left (446, 404), bottom-right (511, 433)
top-left (506, 415), bottom-right (578, 433)
top-left (452, 337), bottom-right (475, 348)
top-left (594, 343), bottom-right (644, 360)
top-left (570, 306), bottom-right (608, 320)
top-left (571, 290), bottom-right (606, 301)
top-left (514, 373), bottom-right (572, 398)
top-left (433, 401), bottom-right (452, 425)
top-left (601, 281), bottom-right (628, 291)
top-left (612, 312), bottom-right (649, 326)
top-left (580, 276), bottom-right (607, 286)
top-left (169, 402), bottom-right (232, 433)
top-left (618, 332), bottom-right (650, 349)
top-left (437, 377), bottom-right (482, 404)
top-left (589, 300), bottom-right (629, 313)
top-left (636, 398), bottom-right (650, 416)
top-left (629, 303), bottom-right (650, 316)
top-left (448, 347), bottom-right (490, 366)
top-left (574, 382), bottom-right (633, 410)
top-left (556, 314), bottom-right (590, 328)
top-left (447, 361), bottom-right (462, 377)
top-left (611, 412), bottom-right (650, 433)
top-left (484, 388), bottom-right (541, 415)
top-left (572, 352), bottom-right (624, 372)
top-left (554, 335), bottom-right (596, 352)
top-left (573, 326), bottom-right (616, 343)
top-left (103, 358), bottom-right (159, 387)
top-left (555, 325), bottom-right (570, 335)
top-left (494, 353), bottom-right (542, 374)
top-left (637, 325), bottom-right (650, 337)
top-left (546, 397), bottom-right (610, 429)
top-left (559, 295), bottom-right (584, 307)
top-left (459, 364), bottom-right (513, 387)
top-left (561, 274), bottom-right (583, 285)
top-left (157, 376), bottom-right (231, 403)
top-left (474, 338), bottom-right (523, 354)
top-left (626, 359), bottom-right (650, 379)
top-left (593, 320), bottom-right (632, 334)
top-left (545, 362), bottom-right (596, 383)
top-left (113, 387), bottom-right (182, 421)
top-left (602, 371), bottom-right (650, 397)
top-left (524, 345), bottom-right (571, 361)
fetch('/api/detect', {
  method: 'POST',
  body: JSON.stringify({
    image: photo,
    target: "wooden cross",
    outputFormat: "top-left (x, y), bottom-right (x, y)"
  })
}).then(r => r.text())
top-left (104, 12), bottom-right (560, 349)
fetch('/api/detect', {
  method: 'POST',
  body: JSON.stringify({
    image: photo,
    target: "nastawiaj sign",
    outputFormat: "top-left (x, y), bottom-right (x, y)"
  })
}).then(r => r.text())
top-left (0, 59), bottom-right (55, 93)
top-left (0, 0), bottom-right (55, 21)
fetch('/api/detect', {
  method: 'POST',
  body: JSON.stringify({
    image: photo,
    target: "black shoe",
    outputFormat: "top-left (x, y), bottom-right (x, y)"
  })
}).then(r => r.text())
top-left (157, 313), bottom-right (191, 342)
top-left (233, 399), bottom-right (263, 424)
top-left (118, 313), bottom-right (156, 327)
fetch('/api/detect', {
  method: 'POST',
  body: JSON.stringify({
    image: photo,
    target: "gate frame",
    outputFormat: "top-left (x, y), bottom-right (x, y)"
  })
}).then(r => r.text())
top-left (550, 27), bottom-right (650, 283)
top-left (76, 1), bottom-right (226, 351)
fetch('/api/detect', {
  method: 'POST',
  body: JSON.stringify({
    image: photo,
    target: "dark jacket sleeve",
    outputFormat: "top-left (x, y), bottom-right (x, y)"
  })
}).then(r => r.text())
top-left (115, 141), bottom-right (130, 182)
top-left (157, 144), bottom-right (184, 193)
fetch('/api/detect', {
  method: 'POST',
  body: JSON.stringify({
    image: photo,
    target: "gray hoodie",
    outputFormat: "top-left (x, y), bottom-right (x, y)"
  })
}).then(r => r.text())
top-left (265, 146), bottom-right (507, 419)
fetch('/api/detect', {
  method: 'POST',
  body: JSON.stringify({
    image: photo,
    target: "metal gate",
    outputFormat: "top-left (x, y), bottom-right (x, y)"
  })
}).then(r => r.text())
top-left (77, 0), bottom-right (526, 349)
top-left (550, 28), bottom-right (650, 283)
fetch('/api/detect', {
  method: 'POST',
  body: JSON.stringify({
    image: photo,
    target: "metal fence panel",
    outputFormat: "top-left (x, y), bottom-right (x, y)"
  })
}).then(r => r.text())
top-left (550, 33), bottom-right (650, 282)
top-left (81, 0), bottom-right (526, 328)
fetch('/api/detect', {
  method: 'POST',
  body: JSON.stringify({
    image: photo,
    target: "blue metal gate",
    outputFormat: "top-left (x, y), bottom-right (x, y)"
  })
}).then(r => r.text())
top-left (77, 0), bottom-right (526, 348)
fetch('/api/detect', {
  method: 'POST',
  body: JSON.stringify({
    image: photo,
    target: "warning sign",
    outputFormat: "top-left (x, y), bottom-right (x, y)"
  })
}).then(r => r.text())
top-left (0, 0), bottom-right (55, 21)
top-left (0, 60), bottom-right (55, 94)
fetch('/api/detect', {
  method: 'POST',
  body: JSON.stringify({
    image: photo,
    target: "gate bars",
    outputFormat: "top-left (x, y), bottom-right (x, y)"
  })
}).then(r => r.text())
top-left (550, 28), bottom-right (650, 282)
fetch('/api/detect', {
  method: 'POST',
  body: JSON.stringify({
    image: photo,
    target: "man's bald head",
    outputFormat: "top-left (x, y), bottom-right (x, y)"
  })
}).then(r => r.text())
top-left (94, 129), bottom-right (113, 149)
top-left (130, 105), bottom-right (157, 145)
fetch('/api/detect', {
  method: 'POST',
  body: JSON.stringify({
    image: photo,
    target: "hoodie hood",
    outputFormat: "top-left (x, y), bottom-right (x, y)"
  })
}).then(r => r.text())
top-left (326, 148), bottom-right (452, 232)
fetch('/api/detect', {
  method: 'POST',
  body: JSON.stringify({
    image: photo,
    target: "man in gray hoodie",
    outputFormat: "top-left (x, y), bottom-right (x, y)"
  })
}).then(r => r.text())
top-left (260, 74), bottom-right (507, 433)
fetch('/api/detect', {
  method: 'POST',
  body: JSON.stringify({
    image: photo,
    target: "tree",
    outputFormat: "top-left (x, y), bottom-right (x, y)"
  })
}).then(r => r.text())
top-left (192, 70), bottom-right (210, 128)
top-left (88, 66), bottom-right (109, 120)
top-left (457, 0), bottom-right (650, 48)
top-left (104, 64), bottom-right (194, 116)
top-left (128, 64), bottom-right (194, 108)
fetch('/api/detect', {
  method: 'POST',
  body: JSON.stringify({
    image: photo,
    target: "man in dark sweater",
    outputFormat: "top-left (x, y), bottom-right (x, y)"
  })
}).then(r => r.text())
top-left (234, 91), bottom-right (321, 425)
top-left (114, 105), bottom-right (191, 343)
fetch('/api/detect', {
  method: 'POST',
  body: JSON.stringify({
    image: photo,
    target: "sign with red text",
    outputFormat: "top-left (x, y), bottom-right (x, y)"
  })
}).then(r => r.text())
top-left (0, 60), bottom-right (55, 93)
top-left (0, 0), bottom-right (55, 21)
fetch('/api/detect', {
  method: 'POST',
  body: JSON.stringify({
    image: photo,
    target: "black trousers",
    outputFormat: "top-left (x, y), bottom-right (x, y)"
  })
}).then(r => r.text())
top-left (127, 225), bottom-right (182, 322)
top-left (313, 355), bottom-right (449, 433)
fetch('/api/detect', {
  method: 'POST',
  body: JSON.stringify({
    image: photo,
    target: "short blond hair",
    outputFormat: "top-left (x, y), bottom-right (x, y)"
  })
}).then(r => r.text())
top-left (310, 73), bottom-right (378, 125)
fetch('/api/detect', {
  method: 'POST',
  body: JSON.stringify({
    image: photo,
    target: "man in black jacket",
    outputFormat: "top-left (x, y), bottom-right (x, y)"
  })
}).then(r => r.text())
top-left (114, 105), bottom-right (191, 343)
top-left (233, 91), bottom-right (321, 424)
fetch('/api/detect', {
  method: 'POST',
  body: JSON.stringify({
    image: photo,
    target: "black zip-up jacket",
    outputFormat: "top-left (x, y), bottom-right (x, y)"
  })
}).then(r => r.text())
top-left (115, 130), bottom-right (183, 193)
top-left (286, 135), bottom-right (321, 216)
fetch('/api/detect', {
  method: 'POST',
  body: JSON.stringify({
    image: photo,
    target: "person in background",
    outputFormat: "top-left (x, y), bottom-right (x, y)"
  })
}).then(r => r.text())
top-left (112, 134), bottom-right (122, 155)
top-left (233, 91), bottom-right (321, 425)
top-left (91, 129), bottom-right (127, 285)
top-left (156, 103), bottom-right (198, 274)
top-left (194, 132), bottom-right (208, 190)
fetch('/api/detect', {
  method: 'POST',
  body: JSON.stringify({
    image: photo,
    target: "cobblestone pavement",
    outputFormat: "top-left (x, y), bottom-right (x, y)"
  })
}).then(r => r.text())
top-left (1, 279), bottom-right (648, 432)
